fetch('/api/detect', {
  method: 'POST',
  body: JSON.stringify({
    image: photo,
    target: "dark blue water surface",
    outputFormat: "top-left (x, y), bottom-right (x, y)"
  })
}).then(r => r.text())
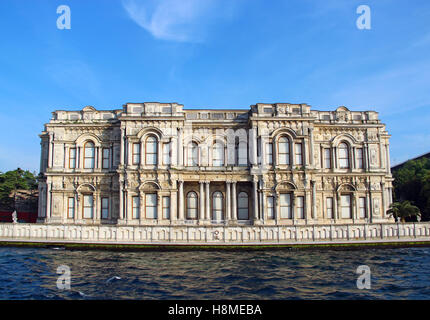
top-left (0, 246), bottom-right (429, 299)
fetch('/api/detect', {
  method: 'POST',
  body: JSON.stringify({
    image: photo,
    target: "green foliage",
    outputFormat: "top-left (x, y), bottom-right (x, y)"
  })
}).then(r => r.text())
top-left (0, 168), bottom-right (38, 209)
top-left (393, 157), bottom-right (430, 221)
top-left (387, 201), bottom-right (421, 223)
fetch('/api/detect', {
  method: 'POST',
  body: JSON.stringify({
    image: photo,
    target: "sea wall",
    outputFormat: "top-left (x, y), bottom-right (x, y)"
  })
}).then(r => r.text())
top-left (0, 222), bottom-right (430, 245)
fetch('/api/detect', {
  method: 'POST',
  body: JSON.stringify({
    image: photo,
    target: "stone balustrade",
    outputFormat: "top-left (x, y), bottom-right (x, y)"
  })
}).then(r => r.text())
top-left (0, 222), bottom-right (429, 245)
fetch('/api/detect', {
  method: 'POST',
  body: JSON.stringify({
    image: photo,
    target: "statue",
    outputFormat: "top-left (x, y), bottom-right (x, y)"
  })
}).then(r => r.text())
top-left (12, 210), bottom-right (17, 224)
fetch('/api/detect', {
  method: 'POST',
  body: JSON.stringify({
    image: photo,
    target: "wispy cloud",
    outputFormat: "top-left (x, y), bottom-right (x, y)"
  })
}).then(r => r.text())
top-left (122, 0), bottom-right (232, 42)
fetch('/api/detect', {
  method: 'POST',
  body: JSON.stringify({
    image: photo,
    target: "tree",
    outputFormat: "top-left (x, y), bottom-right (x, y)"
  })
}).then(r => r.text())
top-left (0, 168), bottom-right (38, 210)
top-left (387, 201), bottom-right (421, 223)
top-left (393, 157), bottom-right (430, 221)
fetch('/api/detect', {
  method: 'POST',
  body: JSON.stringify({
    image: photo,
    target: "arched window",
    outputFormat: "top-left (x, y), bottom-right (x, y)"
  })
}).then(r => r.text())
top-left (145, 136), bottom-right (158, 165)
top-left (212, 141), bottom-right (224, 166)
top-left (237, 141), bottom-right (247, 166)
top-left (84, 141), bottom-right (95, 169)
top-left (186, 191), bottom-right (198, 219)
top-left (278, 137), bottom-right (290, 165)
top-left (338, 142), bottom-right (349, 169)
top-left (188, 142), bottom-right (199, 166)
top-left (237, 192), bottom-right (249, 220)
top-left (212, 191), bottom-right (224, 221)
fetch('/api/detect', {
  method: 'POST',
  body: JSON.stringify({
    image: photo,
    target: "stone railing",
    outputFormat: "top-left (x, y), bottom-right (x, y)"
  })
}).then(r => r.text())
top-left (0, 222), bottom-right (429, 245)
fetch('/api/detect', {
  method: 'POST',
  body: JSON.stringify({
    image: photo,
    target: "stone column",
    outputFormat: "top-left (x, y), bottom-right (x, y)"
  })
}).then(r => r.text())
top-left (205, 181), bottom-right (210, 220)
top-left (157, 193), bottom-right (162, 223)
top-left (253, 179), bottom-right (259, 220)
top-left (309, 128), bottom-right (314, 167)
top-left (250, 128), bottom-right (258, 167)
top-left (226, 181), bottom-right (231, 221)
top-left (199, 182), bottom-right (205, 221)
top-left (139, 192), bottom-right (144, 224)
top-left (120, 128), bottom-right (125, 165)
top-left (46, 182), bottom-right (52, 220)
top-left (178, 180), bottom-right (184, 220)
top-left (275, 192), bottom-right (280, 224)
top-left (170, 190), bottom-right (177, 222)
top-left (312, 180), bottom-right (317, 220)
top-left (178, 129), bottom-right (183, 166)
top-left (48, 133), bottom-right (54, 168)
top-left (232, 182), bottom-right (237, 220)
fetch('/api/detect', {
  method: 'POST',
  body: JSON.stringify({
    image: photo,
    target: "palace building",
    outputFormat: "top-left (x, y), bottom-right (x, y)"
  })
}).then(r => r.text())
top-left (38, 102), bottom-right (394, 226)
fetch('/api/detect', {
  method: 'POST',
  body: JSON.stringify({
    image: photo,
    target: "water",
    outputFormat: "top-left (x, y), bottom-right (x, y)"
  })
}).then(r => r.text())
top-left (0, 246), bottom-right (429, 299)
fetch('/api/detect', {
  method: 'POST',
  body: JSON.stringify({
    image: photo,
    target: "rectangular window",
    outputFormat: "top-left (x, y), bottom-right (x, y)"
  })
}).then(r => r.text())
top-left (341, 195), bottom-right (352, 219)
top-left (326, 197), bottom-right (333, 219)
top-left (67, 197), bottom-right (75, 219)
top-left (266, 143), bottom-right (273, 165)
top-left (145, 193), bottom-right (157, 219)
top-left (102, 148), bottom-right (110, 169)
top-left (295, 143), bottom-right (303, 165)
top-left (163, 143), bottom-right (171, 165)
top-left (359, 197), bottom-right (366, 218)
top-left (280, 193), bottom-right (292, 219)
top-left (296, 196), bottom-right (304, 219)
top-left (132, 143), bottom-right (141, 165)
top-left (69, 148), bottom-right (76, 169)
top-left (162, 196), bottom-right (170, 219)
top-left (101, 197), bottom-right (109, 219)
top-left (267, 196), bottom-right (275, 219)
top-left (83, 195), bottom-right (93, 219)
top-left (132, 196), bottom-right (140, 219)
top-left (357, 148), bottom-right (364, 169)
top-left (324, 148), bottom-right (331, 169)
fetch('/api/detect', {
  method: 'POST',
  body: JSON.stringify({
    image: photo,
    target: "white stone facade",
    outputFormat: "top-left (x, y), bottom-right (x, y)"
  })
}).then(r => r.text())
top-left (38, 102), bottom-right (394, 227)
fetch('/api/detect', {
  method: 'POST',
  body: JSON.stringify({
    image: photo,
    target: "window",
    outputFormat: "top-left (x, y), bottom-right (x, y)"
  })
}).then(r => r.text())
top-left (69, 148), bottom-right (76, 169)
top-left (83, 195), bottom-right (93, 219)
top-left (357, 148), bottom-right (364, 169)
top-left (212, 191), bottom-right (224, 220)
top-left (326, 197), bottom-right (333, 219)
top-left (132, 143), bottom-right (141, 165)
top-left (145, 136), bottom-right (157, 165)
top-left (67, 197), bottom-right (75, 218)
top-left (359, 197), bottom-right (366, 218)
top-left (132, 196), bottom-right (140, 219)
top-left (101, 197), bottom-right (109, 219)
top-left (267, 196), bottom-right (274, 219)
top-left (163, 196), bottom-right (170, 219)
top-left (163, 143), bottom-right (171, 165)
top-left (84, 142), bottom-right (95, 169)
top-left (237, 142), bottom-right (247, 166)
top-left (339, 143), bottom-right (349, 169)
top-left (341, 194), bottom-right (352, 219)
top-left (295, 143), bottom-right (303, 165)
top-left (186, 192), bottom-right (198, 219)
top-left (145, 193), bottom-right (157, 219)
top-left (266, 143), bottom-right (273, 165)
top-left (102, 148), bottom-right (110, 169)
top-left (237, 192), bottom-right (249, 220)
top-left (324, 148), bottom-right (331, 169)
top-left (278, 137), bottom-right (290, 165)
top-left (188, 142), bottom-right (199, 166)
top-left (213, 142), bottom-right (224, 166)
top-left (280, 193), bottom-right (292, 219)
top-left (296, 196), bottom-right (304, 219)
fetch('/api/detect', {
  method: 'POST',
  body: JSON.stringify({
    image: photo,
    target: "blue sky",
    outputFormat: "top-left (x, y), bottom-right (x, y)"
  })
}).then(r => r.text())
top-left (0, 0), bottom-right (429, 172)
